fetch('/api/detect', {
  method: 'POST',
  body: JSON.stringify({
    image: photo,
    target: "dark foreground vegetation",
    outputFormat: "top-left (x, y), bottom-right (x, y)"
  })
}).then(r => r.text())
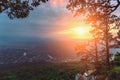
top-left (96, 54), bottom-right (120, 80)
top-left (0, 62), bottom-right (85, 80)
top-left (108, 55), bottom-right (120, 80)
top-left (94, 54), bottom-right (120, 80)
top-left (0, 54), bottom-right (119, 80)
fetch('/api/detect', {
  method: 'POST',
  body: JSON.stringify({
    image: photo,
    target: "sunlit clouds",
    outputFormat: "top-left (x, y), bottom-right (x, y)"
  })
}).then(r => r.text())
top-left (50, 0), bottom-right (66, 7)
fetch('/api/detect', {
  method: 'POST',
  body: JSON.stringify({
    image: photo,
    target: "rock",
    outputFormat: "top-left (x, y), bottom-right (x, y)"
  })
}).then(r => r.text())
top-left (75, 73), bottom-right (85, 80)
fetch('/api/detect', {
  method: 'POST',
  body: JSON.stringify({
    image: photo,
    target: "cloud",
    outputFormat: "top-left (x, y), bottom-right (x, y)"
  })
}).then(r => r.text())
top-left (0, 3), bottom-right (66, 40)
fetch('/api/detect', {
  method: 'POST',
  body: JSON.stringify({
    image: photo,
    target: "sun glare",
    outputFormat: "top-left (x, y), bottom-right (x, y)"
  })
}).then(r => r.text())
top-left (55, 25), bottom-right (92, 40)
top-left (74, 27), bottom-right (86, 35)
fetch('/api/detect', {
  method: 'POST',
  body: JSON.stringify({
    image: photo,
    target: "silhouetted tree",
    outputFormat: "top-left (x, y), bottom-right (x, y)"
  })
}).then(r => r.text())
top-left (67, 0), bottom-right (120, 70)
top-left (75, 42), bottom-right (94, 70)
top-left (114, 30), bottom-right (120, 47)
top-left (0, 0), bottom-right (48, 19)
top-left (117, 30), bottom-right (120, 46)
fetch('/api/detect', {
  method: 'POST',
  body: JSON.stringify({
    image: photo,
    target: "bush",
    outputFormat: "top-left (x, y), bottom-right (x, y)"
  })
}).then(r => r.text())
top-left (108, 67), bottom-right (120, 80)
top-left (114, 56), bottom-right (120, 66)
top-left (3, 72), bottom-right (17, 80)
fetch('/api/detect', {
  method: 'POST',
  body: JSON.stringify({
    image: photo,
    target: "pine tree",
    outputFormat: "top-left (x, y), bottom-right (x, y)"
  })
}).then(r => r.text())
top-left (67, 0), bottom-right (120, 70)
top-left (117, 30), bottom-right (120, 47)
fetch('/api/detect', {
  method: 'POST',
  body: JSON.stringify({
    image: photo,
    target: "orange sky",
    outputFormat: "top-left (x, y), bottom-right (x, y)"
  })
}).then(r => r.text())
top-left (47, 12), bottom-right (93, 40)
top-left (48, 0), bottom-right (118, 40)
top-left (37, 0), bottom-right (118, 41)
top-left (54, 24), bottom-right (92, 40)
top-left (45, 0), bottom-right (93, 40)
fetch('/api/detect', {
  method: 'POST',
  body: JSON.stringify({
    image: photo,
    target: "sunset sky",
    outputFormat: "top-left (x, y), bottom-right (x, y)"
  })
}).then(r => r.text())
top-left (0, 0), bottom-right (119, 43)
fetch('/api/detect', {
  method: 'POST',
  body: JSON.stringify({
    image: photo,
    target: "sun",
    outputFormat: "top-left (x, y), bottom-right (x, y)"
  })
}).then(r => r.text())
top-left (52, 23), bottom-right (93, 40)
top-left (74, 27), bottom-right (86, 35)
top-left (72, 27), bottom-right (91, 39)
top-left (55, 26), bottom-right (92, 40)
